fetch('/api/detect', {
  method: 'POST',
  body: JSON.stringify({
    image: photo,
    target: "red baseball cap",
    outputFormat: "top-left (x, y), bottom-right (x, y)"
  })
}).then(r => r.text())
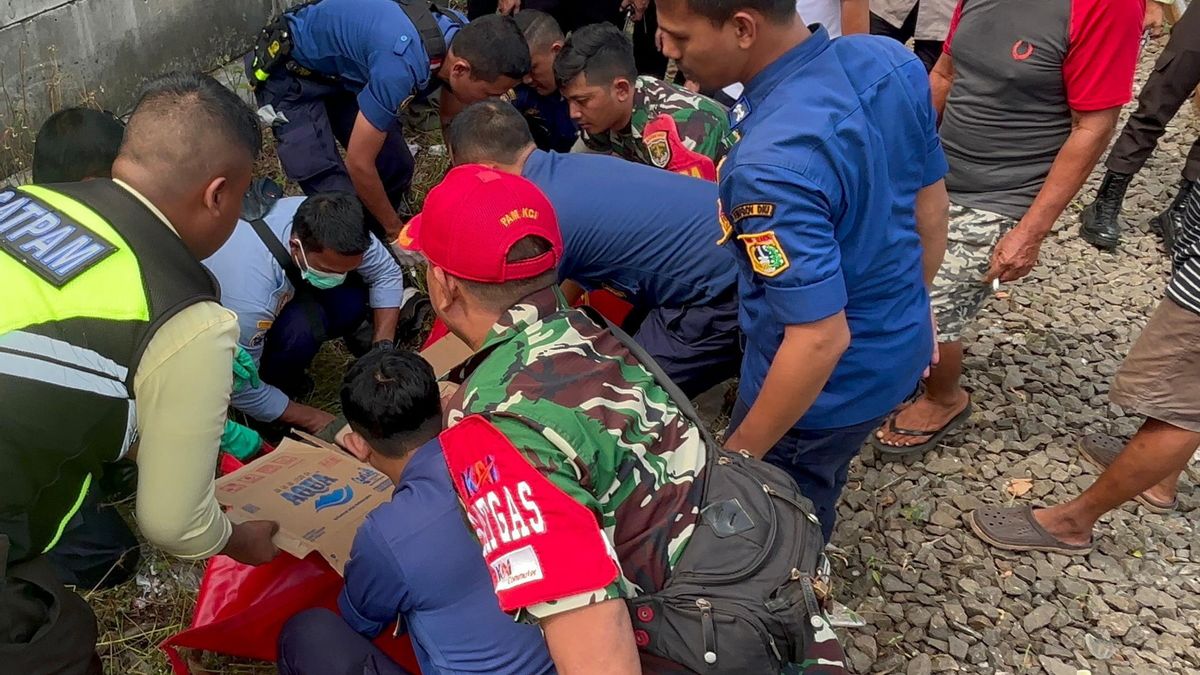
top-left (398, 164), bottom-right (563, 283)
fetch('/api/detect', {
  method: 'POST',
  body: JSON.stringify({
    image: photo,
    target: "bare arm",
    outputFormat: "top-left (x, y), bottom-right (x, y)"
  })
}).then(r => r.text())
top-left (346, 113), bottom-right (404, 239)
top-left (986, 107), bottom-right (1120, 282)
top-left (915, 179), bottom-right (949, 286)
top-left (279, 400), bottom-right (336, 434)
top-left (929, 53), bottom-right (954, 121)
top-left (541, 600), bottom-right (641, 675)
top-left (840, 0), bottom-right (870, 35)
top-left (371, 306), bottom-right (400, 344)
top-left (724, 313), bottom-right (851, 458)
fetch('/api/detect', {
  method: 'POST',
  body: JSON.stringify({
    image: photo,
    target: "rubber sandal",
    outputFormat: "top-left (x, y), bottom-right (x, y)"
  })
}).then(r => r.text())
top-left (1077, 434), bottom-right (1178, 514)
top-left (870, 399), bottom-right (973, 457)
top-left (968, 504), bottom-right (1093, 555)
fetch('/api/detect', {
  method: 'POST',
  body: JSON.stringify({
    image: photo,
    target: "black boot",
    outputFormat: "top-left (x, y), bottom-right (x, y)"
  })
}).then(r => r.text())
top-left (1150, 178), bottom-right (1194, 256)
top-left (1079, 171), bottom-right (1134, 250)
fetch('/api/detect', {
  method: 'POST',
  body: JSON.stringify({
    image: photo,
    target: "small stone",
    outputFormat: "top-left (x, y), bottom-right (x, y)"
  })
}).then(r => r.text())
top-left (1022, 604), bottom-right (1058, 633)
top-left (948, 635), bottom-right (969, 660)
top-left (1098, 612), bottom-right (1135, 638)
top-left (1085, 633), bottom-right (1116, 660)
top-left (882, 575), bottom-right (913, 593)
top-left (957, 578), bottom-right (981, 596)
top-left (908, 653), bottom-right (932, 675)
top-left (925, 457), bottom-right (964, 475)
top-left (1039, 655), bottom-right (1078, 675)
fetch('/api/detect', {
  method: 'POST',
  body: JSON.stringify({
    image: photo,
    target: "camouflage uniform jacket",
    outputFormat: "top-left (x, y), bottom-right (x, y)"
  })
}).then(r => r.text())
top-left (581, 76), bottom-right (736, 168)
top-left (442, 286), bottom-right (708, 623)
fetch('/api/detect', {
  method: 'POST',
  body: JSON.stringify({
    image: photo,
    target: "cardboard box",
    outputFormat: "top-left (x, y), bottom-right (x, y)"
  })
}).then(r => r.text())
top-left (215, 333), bottom-right (476, 575)
top-left (216, 436), bottom-right (393, 574)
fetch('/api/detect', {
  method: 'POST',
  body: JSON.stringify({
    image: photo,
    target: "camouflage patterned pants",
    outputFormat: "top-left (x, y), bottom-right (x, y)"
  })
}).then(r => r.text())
top-left (930, 202), bottom-right (1018, 342)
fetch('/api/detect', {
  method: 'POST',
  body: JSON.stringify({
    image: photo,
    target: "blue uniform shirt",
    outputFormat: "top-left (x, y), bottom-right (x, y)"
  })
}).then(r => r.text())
top-left (338, 439), bottom-right (555, 675)
top-left (510, 86), bottom-right (578, 153)
top-left (202, 197), bottom-right (404, 422)
top-left (720, 28), bottom-right (945, 430)
top-left (522, 149), bottom-right (736, 308)
top-left (287, 0), bottom-right (465, 132)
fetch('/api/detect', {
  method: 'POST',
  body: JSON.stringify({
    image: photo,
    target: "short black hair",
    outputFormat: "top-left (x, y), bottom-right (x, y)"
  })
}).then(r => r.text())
top-left (678, 0), bottom-right (799, 23)
top-left (341, 350), bottom-right (442, 459)
top-left (32, 107), bottom-right (125, 183)
top-left (554, 23), bottom-right (637, 89)
top-left (456, 236), bottom-right (558, 310)
top-left (292, 192), bottom-right (371, 255)
top-left (451, 14), bottom-right (531, 81)
top-left (126, 71), bottom-right (261, 161)
top-left (515, 9), bottom-right (564, 51)
top-left (447, 100), bottom-right (535, 165)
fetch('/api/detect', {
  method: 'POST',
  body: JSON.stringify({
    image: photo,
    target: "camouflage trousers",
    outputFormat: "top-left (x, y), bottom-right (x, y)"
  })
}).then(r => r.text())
top-left (782, 615), bottom-right (848, 674)
top-left (930, 202), bottom-right (1018, 342)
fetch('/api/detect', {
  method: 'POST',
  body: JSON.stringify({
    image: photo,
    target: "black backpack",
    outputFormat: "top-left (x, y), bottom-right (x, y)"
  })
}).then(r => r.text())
top-left (584, 308), bottom-right (835, 673)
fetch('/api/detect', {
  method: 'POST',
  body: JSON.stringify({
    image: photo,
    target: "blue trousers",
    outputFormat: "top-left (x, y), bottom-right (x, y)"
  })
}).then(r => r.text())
top-left (278, 609), bottom-right (411, 675)
top-left (727, 399), bottom-right (883, 541)
top-left (633, 289), bottom-right (742, 399)
top-left (259, 281), bottom-right (371, 400)
top-left (249, 61), bottom-right (415, 214)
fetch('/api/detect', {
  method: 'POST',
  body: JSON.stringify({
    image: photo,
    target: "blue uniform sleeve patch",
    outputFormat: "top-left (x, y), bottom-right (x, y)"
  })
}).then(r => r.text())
top-left (0, 187), bottom-right (117, 287)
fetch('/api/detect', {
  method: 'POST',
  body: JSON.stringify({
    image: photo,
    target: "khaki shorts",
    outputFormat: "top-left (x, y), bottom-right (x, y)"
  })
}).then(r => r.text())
top-left (930, 203), bottom-right (1018, 342)
top-left (1111, 297), bottom-right (1200, 432)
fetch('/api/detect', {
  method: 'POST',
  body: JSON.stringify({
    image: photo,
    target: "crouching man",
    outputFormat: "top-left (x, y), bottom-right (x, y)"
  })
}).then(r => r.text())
top-left (277, 349), bottom-right (555, 675)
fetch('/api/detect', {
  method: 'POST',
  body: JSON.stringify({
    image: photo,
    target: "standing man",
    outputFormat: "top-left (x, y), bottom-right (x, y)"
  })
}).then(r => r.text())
top-left (872, 0), bottom-right (1143, 454)
top-left (969, 188), bottom-right (1200, 553)
top-left (510, 10), bottom-right (578, 153)
top-left (556, 23), bottom-right (735, 177)
top-left (204, 192), bottom-right (407, 436)
top-left (444, 99), bottom-right (741, 397)
top-left (249, 0), bottom-right (529, 240)
top-left (0, 72), bottom-right (279, 674)
top-left (657, 0), bottom-right (949, 539)
top-left (1079, 4), bottom-right (1200, 252)
top-left (869, 0), bottom-right (956, 71)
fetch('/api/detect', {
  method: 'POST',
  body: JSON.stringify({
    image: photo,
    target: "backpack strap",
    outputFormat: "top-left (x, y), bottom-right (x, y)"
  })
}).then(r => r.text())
top-left (578, 305), bottom-right (721, 449)
top-left (399, 0), bottom-right (460, 69)
top-left (247, 213), bottom-right (305, 293)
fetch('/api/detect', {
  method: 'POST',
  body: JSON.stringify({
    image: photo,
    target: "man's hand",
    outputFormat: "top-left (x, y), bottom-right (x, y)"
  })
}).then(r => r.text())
top-left (280, 400), bottom-right (337, 435)
top-left (985, 225), bottom-right (1044, 283)
top-left (222, 520), bottom-right (280, 565)
top-left (1144, 1), bottom-right (1165, 37)
top-left (498, 0), bottom-right (520, 14)
top-left (621, 0), bottom-right (651, 22)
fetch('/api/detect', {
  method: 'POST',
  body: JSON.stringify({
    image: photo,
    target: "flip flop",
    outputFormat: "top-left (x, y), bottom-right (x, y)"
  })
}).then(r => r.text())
top-left (1077, 433), bottom-right (1178, 514)
top-left (870, 399), bottom-right (973, 456)
top-left (968, 504), bottom-right (1093, 555)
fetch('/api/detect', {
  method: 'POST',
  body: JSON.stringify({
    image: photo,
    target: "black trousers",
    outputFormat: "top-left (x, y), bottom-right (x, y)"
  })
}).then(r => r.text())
top-left (1106, 12), bottom-right (1200, 183)
top-left (870, 8), bottom-right (942, 73)
top-left (277, 608), bottom-right (412, 675)
top-left (0, 553), bottom-right (102, 675)
top-left (46, 488), bottom-right (140, 592)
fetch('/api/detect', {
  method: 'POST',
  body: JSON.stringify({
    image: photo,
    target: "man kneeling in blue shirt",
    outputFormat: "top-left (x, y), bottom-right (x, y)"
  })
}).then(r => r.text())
top-left (276, 350), bottom-right (555, 675)
top-left (440, 99), bottom-right (742, 398)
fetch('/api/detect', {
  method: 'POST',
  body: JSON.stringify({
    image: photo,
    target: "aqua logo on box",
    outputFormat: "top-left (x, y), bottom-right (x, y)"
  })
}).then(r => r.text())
top-left (278, 473), bottom-right (355, 511)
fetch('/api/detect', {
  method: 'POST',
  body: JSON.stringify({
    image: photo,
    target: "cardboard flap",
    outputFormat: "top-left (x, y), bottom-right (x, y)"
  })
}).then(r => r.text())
top-left (215, 438), bottom-right (394, 575)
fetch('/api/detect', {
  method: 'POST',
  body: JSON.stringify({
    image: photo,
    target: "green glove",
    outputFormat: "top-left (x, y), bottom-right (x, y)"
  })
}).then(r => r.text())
top-left (232, 347), bottom-right (261, 393)
top-left (220, 420), bottom-right (263, 461)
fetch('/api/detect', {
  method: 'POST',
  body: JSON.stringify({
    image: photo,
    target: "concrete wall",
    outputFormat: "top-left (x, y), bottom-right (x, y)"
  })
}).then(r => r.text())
top-left (0, 0), bottom-right (283, 175)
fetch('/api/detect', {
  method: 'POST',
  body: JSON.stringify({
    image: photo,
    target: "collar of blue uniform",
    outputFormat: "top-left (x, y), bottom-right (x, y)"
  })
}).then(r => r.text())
top-left (730, 24), bottom-right (832, 131)
top-left (445, 285), bottom-right (567, 384)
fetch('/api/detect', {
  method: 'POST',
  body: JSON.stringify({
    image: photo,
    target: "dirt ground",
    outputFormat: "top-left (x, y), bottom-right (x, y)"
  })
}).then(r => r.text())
top-left (88, 33), bottom-right (1199, 675)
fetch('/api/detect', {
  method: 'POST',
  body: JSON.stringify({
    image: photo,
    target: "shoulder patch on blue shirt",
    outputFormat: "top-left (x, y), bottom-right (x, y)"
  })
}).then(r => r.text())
top-left (730, 202), bottom-right (775, 222)
top-left (738, 230), bottom-right (790, 277)
top-left (729, 98), bottom-right (752, 129)
top-left (0, 187), bottom-right (117, 287)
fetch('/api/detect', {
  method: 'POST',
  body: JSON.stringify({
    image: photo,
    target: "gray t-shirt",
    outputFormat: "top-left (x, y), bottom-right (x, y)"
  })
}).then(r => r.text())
top-left (940, 0), bottom-right (1141, 219)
